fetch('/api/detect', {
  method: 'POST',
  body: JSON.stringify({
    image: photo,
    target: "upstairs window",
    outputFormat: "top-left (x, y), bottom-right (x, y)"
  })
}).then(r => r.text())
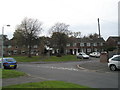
top-left (93, 43), bottom-right (97, 46)
top-left (87, 43), bottom-right (90, 46)
top-left (34, 45), bottom-right (38, 48)
top-left (73, 43), bottom-right (77, 46)
top-left (101, 43), bottom-right (103, 46)
top-left (80, 43), bottom-right (84, 46)
top-left (66, 43), bottom-right (70, 47)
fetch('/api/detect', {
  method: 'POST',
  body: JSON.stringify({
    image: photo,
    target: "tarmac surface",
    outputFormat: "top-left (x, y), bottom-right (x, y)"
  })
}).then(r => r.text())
top-left (2, 57), bottom-right (119, 87)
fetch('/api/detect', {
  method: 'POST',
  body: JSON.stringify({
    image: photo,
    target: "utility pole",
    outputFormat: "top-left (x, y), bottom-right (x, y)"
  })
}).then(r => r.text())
top-left (98, 18), bottom-right (101, 38)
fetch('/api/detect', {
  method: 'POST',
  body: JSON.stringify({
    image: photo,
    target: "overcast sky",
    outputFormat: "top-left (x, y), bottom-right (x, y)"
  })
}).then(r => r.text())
top-left (0, 0), bottom-right (119, 40)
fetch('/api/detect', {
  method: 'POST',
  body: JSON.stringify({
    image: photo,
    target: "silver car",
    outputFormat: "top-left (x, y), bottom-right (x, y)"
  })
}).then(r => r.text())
top-left (89, 52), bottom-right (100, 58)
top-left (77, 52), bottom-right (89, 59)
top-left (108, 55), bottom-right (120, 71)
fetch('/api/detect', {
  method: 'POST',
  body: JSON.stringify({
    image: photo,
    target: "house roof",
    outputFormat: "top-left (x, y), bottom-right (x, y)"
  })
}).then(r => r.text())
top-left (76, 37), bottom-right (105, 43)
top-left (106, 36), bottom-right (120, 42)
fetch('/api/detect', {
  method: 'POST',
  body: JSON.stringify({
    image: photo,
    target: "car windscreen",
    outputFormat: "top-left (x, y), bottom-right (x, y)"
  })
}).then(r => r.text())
top-left (112, 56), bottom-right (120, 61)
top-left (5, 58), bottom-right (16, 62)
top-left (82, 53), bottom-right (86, 55)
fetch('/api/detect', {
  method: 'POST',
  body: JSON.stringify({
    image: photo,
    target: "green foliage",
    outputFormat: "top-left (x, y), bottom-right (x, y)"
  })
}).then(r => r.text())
top-left (104, 46), bottom-right (116, 51)
top-left (13, 29), bottom-right (26, 46)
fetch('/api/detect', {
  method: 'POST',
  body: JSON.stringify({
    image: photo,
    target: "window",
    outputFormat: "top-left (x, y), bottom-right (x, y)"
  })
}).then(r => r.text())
top-left (93, 43), bottom-right (97, 46)
top-left (87, 48), bottom-right (91, 52)
top-left (73, 43), bottom-right (77, 46)
top-left (66, 43), bottom-right (70, 47)
top-left (87, 43), bottom-right (90, 46)
top-left (112, 56), bottom-right (120, 61)
top-left (101, 43), bottom-right (103, 46)
top-left (118, 42), bottom-right (120, 45)
top-left (80, 43), bottom-right (84, 46)
top-left (34, 45), bottom-right (38, 48)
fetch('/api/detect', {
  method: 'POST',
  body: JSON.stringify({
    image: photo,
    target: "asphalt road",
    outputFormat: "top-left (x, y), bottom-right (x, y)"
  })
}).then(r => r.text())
top-left (16, 59), bottom-right (119, 88)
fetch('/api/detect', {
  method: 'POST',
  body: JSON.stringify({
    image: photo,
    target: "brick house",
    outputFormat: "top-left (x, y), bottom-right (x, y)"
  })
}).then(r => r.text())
top-left (106, 36), bottom-right (120, 55)
top-left (4, 39), bottom-right (40, 56)
top-left (106, 36), bottom-right (120, 49)
top-left (66, 37), bottom-right (105, 55)
top-left (3, 36), bottom-right (105, 56)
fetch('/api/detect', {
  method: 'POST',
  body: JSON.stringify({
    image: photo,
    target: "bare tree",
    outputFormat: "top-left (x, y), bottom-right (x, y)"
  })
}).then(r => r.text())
top-left (86, 33), bottom-right (99, 39)
top-left (49, 22), bottom-right (69, 34)
top-left (14, 17), bottom-right (43, 57)
top-left (68, 31), bottom-right (81, 38)
top-left (49, 22), bottom-right (70, 56)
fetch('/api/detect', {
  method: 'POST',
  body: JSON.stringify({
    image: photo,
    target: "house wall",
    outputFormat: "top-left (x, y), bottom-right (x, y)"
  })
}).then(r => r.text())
top-left (3, 37), bottom-right (105, 56)
top-left (66, 40), bottom-right (105, 54)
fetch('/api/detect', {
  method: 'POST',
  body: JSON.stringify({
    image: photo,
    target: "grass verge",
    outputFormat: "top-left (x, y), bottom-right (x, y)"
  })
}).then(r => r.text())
top-left (10, 55), bottom-right (79, 62)
top-left (43, 55), bottom-right (79, 62)
top-left (3, 81), bottom-right (90, 88)
top-left (2, 69), bottom-right (26, 79)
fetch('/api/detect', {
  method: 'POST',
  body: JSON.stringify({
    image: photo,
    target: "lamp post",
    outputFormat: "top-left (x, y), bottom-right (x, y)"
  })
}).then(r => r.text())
top-left (1, 25), bottom-right (10, 69)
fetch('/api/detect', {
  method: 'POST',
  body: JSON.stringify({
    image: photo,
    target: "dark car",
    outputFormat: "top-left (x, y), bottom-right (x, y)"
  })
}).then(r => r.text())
top-left (0, 58), bottom-right (17, 69)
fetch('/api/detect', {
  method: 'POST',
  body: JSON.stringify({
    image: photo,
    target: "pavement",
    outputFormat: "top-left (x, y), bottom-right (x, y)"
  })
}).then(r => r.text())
top-left (77, 57), bottom-right (119, 73)
top-left (77, 59), bottom-right (110, 72)
top-left (2, 75), bottom-right (47, 86)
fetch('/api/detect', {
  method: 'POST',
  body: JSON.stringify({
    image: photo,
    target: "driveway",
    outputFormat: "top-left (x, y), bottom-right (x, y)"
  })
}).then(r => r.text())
top-left (77, 57), bottom-right (113, 73)
top-left (2, 58), bottom-right (119, 89)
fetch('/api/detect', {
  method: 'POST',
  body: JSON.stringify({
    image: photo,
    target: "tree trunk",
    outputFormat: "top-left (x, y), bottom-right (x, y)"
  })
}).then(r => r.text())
top-left (28, 46), bottom-right (32, 57)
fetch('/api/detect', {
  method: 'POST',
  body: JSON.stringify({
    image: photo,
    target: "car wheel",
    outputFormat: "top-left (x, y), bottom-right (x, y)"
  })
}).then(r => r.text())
top-left (110, 65), bottom-right (117, 71)
top-left (4, 66), bottom-right (7, 69)
top-left (14, 65), bottom-right (17, 69)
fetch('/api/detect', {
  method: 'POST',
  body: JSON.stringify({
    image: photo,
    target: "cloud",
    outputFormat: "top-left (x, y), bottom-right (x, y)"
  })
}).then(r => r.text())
top-left (0, 0), bottom-right (119, 40)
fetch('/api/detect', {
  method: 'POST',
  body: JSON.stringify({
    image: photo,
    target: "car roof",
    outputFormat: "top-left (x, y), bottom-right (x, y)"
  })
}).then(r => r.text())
top-left (0, 58), bottom-right (14, 60)
top-left (112, 55), bottom-right (120, 57)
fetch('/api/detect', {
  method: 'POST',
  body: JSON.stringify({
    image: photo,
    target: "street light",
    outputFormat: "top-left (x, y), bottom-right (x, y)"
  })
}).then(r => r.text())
top-left (1, 25), bottom-right (10, 69)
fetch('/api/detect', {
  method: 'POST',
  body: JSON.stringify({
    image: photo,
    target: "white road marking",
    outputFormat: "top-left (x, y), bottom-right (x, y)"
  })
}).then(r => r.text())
top-left (19, 64), bottom-right (79, 71)
top-left (37, 66), bottom-right (79, 71)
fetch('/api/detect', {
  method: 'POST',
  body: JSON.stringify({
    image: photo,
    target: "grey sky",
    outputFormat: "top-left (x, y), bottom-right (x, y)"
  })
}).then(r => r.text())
top-left (0, 0), bottom-right (119, 40)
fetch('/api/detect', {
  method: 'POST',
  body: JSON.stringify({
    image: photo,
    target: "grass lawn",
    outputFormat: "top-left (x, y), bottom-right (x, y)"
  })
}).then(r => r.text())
top-left (43, 55), bottom-right (79, 62)
top-left (10, 55), bottom-right (79, 62)
top-left (2, 69), bottom-right (26, 79)
top-left (3, 81), bottom-right (91, 88)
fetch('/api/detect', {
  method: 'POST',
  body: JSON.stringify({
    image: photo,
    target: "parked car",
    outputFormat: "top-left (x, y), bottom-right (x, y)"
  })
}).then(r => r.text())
top-left (89, 52), bottom-right (100, 58)
top-left (0, 58), bottom-right (17, 69)
top-left (108, 55), bottom-right (120, 71)
top-left (77, 52), bottom-right (89, 59)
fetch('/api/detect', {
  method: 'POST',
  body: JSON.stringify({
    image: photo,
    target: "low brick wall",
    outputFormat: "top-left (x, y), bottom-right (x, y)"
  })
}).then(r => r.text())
top-left (100, 52), bottom-right (108, 63)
